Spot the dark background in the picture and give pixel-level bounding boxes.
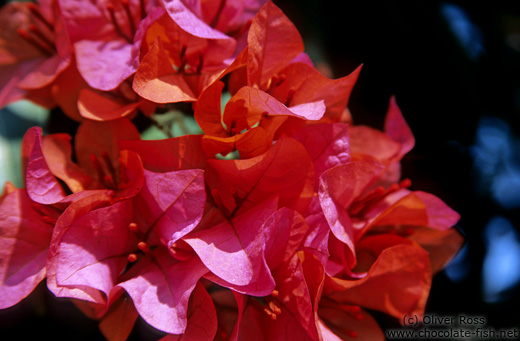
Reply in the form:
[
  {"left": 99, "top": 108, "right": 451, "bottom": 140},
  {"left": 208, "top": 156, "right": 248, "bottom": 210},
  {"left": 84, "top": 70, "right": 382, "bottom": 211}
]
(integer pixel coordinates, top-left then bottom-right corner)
[{"left": 2, "top": 0, "right": 520, "bottom": 339}]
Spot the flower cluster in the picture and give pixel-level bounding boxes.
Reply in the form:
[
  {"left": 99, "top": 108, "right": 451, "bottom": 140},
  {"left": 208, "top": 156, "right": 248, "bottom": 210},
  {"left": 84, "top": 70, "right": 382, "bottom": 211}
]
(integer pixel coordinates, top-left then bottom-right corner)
[{"left": 0, "top": 0, "right": 463, "bottom": 340}]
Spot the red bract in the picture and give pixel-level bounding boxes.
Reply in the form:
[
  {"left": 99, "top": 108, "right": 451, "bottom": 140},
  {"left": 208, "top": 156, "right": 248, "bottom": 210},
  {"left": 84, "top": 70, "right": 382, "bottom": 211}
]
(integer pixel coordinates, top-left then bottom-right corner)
[
  {"left": 0, "top": 0, "right": 71, "bottom": 108},
  {"left": 58, "top": 0, "right": 153, "bottom": 91},
  {"left": 0, "top": 182, "right": 114, "bottom": 309},
  {"left": 23, "top": 118, "right": 144, "bottom": 201},
  {"left": 207, "top": 136, "right": 314, "bottom": 216},
  {"left": 49, "top": 167, "right": 207, "bottom": 336},
  {"left": 243, "top": 1, "right": 360, "bottom": 123},
  {"left": 195, "top": 80, "right": 326, "bottom": 158},
  {"left": 349, "top": 96, "right": 415, "bottom": 185},
  {"left": 132, "top": 0, "right": 263, "bottom": 104},
  {"left": 193, "top": 1, "right": 360, "bottom": 158},
  {"left": 0, "top": 187, "right": 55, "bottom": 308}
]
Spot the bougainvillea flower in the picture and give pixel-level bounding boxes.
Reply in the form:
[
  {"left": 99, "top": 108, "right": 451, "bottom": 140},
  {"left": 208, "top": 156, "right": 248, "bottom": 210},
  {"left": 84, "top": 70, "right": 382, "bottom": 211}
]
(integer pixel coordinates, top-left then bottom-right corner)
[
  {"left": 0, "top": 186, "right": 55, "bottom": 309},
  {"left": 193, "top": 1, "right": 360, "bottom": 157},
  {"left": 161, "top": 0, "right": 266, "bottom": 47},
  {"left": 201, "top": 208, "right": 314, "bottom": 340},
  {"left": 0, "top": 0, "right": 71, "bottom": 108},
  {"left": 132, "top": 5, "right": 237, "bottom": 104},
  {"left": 239, "top": 1, "right": 360, "bottom": 120},
  {"left": 349, "top": 96, "right": 415, "bottom": 184},
  {"left": 228, "top": 251, "right": 322, "bottom": 340},
  {"left": 48, "top": 166, "right": 207, "bottom": 334},
  {"left": 133, "top": 0, "right": 266, "bottom": 104},
  {"left": 207, "top": 136, "right": 314, "bottom": 216},
  {"left": 320, "top": 235, "right": 433, "bottom": 339},
  {"left": 0, "top": 182, "right": 113, "bottom": 309},
  {"left": 58, "top": 0, "right": 156, "bottom": 91},
  {"left": 195, "top": 80, "right": 325, "bottom": 157},
  {"left": 22, "top": 118, "right": 144, "bottom": 202},
  {"left": 318, "top": 160, "right": 461, "bottom": 273}
]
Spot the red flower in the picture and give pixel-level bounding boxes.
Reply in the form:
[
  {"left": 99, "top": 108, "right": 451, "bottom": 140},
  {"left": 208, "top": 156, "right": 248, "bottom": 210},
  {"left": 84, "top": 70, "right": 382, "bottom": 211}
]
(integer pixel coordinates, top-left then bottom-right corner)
[
  {"left": 47, "top": 166, "right": 207, "bottom": 335},
  {"left": 24, "top": 118, "right": 143, "bottom": 200},
  {"left": 132, "top": 0, "right": 264, "bottom": 103},
  {"left": 0, "top": 0, "right": 71, "bottom": 108}
]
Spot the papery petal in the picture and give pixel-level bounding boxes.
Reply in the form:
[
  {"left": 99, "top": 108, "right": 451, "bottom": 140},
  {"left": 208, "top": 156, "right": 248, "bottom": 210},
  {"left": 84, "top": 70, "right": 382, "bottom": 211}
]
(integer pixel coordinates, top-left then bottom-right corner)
[
  {"left": 41, "top": 133, "right": 92, "bottom": 193},
  {"left": 74, "top": 118, "right": 140, "bottom": 174},
  {"left": 201, "top": 126, "right": 270, "bottom": 158},
  {"left": 22, "top": 127, "right": 66, "bottom": 204},
  {"left": 51, "top": 59, "right": 88, "bottom": 121},
  {"left": 209, "top": 137, "right": 314, "bottom": 215},
  {"left": 292, "top": 123, "right": 350, "bottom": 185},
  {"left": 99, "top": 293, "right": 139, "bottom": 341},
  {"left": 318, "top": 162, "right": 384, "bottom": 267},
  {"left": 0, "top": 189, "right": 52, "bottom": 308},
  {"left": 408, "top": 226, "right": 464, "bottom": 274},
  {"left": 135, "top": 169, "right": 205, "bottom": 245},
  {"left": 184, "top": 198, "right": 277, "bottom": 290},
  {"left": 194, "top": 80, "right": 228, "bottom": 136},
  {"left": 75, "top": 39, "right": 135, "bottom": 91},
  {"left": 263, "top": 208, "right": 309, "bottom": 269},
  {"left": 46, "top": 189, "right": 115, "bottom": 304},
  {"left": 368, "top": 190, "right": 461, "bottom": 231},
  {"left": 303, "top": 196, "right": 331, "bottom": 267},
  {"left": 117, "top": 250, "right": 208, "bottom": 334},
  {"left": 272, "top": 63, "right": 362, "bottom": 120},
  {"left": 350, "top": 125, "right": 401, "bottom": 163},
  {"left": 133, "top": 39, "right": 197, "bottom": 103},
  {"left": 56, "top": 200, "right": 135, "bottom": 297},
  {"left": 162, "top": 0, "right": 231, "bottom": 40},
  {"left": 270, "top": 251, "right": 323, "bottom": 340},
  {"left": 247, "top": 1, "right": 303, "bottom": 87},
  {"left": 120, "top": 134, "right": 208, "bottom": 172},
  {"left": 58, "top": 0, "right": 112, "bottom": 42},
  {"left": 325, "top": 240, "right": 432, "bottom": 319},
  {"left": 159, "top": 282, "right": 218, "bottom": 341},
  {"left": 78, "top": 88, "right": 140, "bottom": 121},
  {"left": 0, "top": 61, "right": 42, "bottom": 107},
  {"left": 224, "top": 86, "right": 324, "bottom": 133},
  {"left": 18, "top": 54, "right": 69, "bottom": 90},
  {"left": 384, "top": 96, "right": 415, "bottom": 158}
]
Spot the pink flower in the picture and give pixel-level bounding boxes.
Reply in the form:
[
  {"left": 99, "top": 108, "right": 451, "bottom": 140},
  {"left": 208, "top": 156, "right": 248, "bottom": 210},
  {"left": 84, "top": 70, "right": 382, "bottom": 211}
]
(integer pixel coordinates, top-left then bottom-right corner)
[
  {"left": 48, "top": 166, "right": 207, "bottom": 335},
  {"left": 0, "top": 0, "right": 71, "bottom": 108}
]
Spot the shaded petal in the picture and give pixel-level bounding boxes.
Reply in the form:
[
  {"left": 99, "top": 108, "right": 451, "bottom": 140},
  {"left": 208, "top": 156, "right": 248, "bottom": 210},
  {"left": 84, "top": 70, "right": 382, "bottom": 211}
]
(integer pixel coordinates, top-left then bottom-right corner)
[
  {"left": 133, "top": 39, "right": 197, "bottom": 103},
  {"left": 56, "top": 200, "right": 135, "bottom": 297},
  {"left": 75, "top": 39, "right": 135, "bottom": 91},
  {"left": 136, "top": 169, "right": 206, "bottom": 246},
  {"left": 119, "top": 134, "right": 208, "bottom": 172},
  {"left": 184, "top": 198, "right": 277, "bottom": 290},
  {"left": 117, "top": 250, "right": 208, "bottom": 334},
  {"left": 292, "top": 123, "right": 350, "bottom": 186},
  {"left": 159, "top": 282, "right": 218, "bottom": 341},
  {"left": 78, "top": 88, "right": 140, "bottom": 121},
  {"left": 325, "top": 240, "right": 432, "bottom": 319},
  {"left": 247, "top": 1, "right": 303, "bottom": 87},
  {"left": 22, "top": 127, "right": 66, "bottom": 204},
  {"left": 209, "top": 137, "right": 314, "bottom": 215},
  {"left": 0, "top": 189, "right": 52, "bottom": 308}
]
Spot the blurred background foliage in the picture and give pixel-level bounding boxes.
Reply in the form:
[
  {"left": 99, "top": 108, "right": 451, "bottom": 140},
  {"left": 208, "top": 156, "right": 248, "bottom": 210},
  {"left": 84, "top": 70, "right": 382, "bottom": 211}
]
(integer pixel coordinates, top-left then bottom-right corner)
[{"left": 1, "top": 0, "right": 520, "bottom": 339}]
